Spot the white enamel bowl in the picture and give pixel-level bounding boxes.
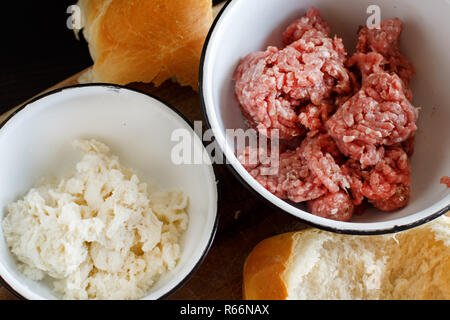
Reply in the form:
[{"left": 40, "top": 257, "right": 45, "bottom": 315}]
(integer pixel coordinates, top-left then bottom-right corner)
[
  {"left": 200, "top": 0, "right": 450, "bottom": 234},
  {"left": 0, "top": 84, "right": 218, "bottom": 299}
]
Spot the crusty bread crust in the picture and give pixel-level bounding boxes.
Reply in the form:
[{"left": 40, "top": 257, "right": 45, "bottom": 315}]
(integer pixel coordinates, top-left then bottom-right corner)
[
  {"left": 77, "top": 0, "right": 213, "bottom": 90},
  {"left": 243, "top": 232, "right": 295, "bottom": 300},
  {"left": 243, "top": 216, "right": 450, "bottom": 300}
]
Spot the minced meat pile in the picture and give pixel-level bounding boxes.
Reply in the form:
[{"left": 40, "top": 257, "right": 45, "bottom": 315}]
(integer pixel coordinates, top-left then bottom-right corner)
[{"left": 234, "top": 8, "right": 418, "bottom": 221}]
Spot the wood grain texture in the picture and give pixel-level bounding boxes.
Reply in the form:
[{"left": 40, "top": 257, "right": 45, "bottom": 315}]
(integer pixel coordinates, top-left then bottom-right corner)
[
  {"left": 0, "top": 71, "right": 309, "bottom": 300},
  {"left": 0, "top": 69, "right": 88, "bottom": 124},
  {"left": 0, "top": 286, "right": 16, "bottom": 300}
]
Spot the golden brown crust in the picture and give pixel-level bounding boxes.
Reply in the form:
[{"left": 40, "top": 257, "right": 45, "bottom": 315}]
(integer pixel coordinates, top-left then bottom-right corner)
[
  {"left": 79, "top": 0, "right": 213, "bottom": 90},
  {"left": 243, "top": 218, "right": 450, "bottom": 300},
  {"left": 80, "top": 0, "right": 107, "bottom": 26},
  {"left": 243, "top": 232, "right": 295, "bottom": 300}
]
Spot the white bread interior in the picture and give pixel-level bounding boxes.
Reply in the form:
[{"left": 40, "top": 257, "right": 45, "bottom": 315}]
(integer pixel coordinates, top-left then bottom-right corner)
[{"left": 245, "top": 215, "right": 450, "bottom": 300}]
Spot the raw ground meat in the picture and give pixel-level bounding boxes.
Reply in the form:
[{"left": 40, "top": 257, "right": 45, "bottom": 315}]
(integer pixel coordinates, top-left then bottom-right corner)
[
  {"left": 282, "top": 7, "right": 330, "bottom": 45},
  {"left": 234, "top": 9, "right": 418, "bottom": 221},
  {"left": 299, "top": 132, "right": 349, "bottom": 193},
  {"left": 362, "top": 146, "right": 411, "bottom": 204},
  {"left": 237, "top": 132, "right": 350, "bottom": 206},
  {"left": 298, "top": 103, "right": 336, "bottom": 131},
  {"left": 343, "top": 147, "right": 411, "bottom": 211},
  {"left": 237, "top": 146, "right": 328, "bottom": 203},
  {"left": 401, "top": 135, "right": 415, "bottom": 157},
  {"left": 356, "top": 18, "right": 415, "bottom": 99},
  {"left": 370, "top": 184, "right": 410, "bottom": 212},
  {"left": 307, "top": 191, "right": 354, "bottom": 221},
  {"left": 233, "top": 7, "right": 352, "bottom": 140},
  {"left": 326, "top": 52, "right": 418, "bottom": 168},
  {"left": 234, "top": 48, "right": 304, "bottom": 139},
  {"left": 341, "top": 158, "right": 365, "bottom": 206},
  {"left": 441, "top": 176, "right": 450, "bottom": 188}
]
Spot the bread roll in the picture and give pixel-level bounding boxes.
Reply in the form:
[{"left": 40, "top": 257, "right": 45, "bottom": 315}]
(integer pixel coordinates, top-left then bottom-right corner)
[
  {"left": 243, "top": 216, "right": 450, "bottom": 300},
  {"left": 77, "top": 0, "right": 213, "bottom": 90}
]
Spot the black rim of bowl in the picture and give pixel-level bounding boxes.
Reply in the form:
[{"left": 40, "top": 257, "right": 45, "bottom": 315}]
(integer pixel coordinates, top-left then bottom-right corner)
[
  {"left": 0, "top": 83, "right": 220, "bottom": 300},
  {"left": 198, "top": 0, "right": 450, "bottom": 236}
]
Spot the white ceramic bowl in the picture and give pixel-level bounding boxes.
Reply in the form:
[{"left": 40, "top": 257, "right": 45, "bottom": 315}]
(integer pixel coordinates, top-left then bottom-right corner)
[
  {"left": 200, "top": 0, "right": 450, "bottom": 234},
  {"left": 0, "top": 84, "right": 218, "bottom": 299}
]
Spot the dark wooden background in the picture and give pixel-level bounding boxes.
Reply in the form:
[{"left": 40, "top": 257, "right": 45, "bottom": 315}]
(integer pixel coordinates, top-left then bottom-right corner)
[
  {"left": 0, "top": 0, "right": 309, "bottom": 300},
  {"left": 0, "top": 0, "right": 225, "bottom": 113},
  {"left": 0, "top": 2, "right": 92, "bottom": 114}
]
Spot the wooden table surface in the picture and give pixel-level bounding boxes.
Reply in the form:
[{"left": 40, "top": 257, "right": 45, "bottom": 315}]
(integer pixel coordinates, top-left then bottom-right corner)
[{"left": 0, "top": 68, "right": 309, "bottom": 300}]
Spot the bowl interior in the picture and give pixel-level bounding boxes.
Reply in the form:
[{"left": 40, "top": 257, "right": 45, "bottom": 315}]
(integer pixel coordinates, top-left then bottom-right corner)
[
  {"left": 0, "top": 85, "right": 218, "bottom": 299},
  {"left": 202, "top": 0, "right": 450, "bottom": 232}
]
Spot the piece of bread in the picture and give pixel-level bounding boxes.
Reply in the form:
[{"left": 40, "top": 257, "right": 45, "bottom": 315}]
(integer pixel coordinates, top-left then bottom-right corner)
[
  {"left": 243, "top": 215, "right": 450, "bottom": 300},
  {"left": 76, "top": 0, "right": 213, "bottom": 91}
]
